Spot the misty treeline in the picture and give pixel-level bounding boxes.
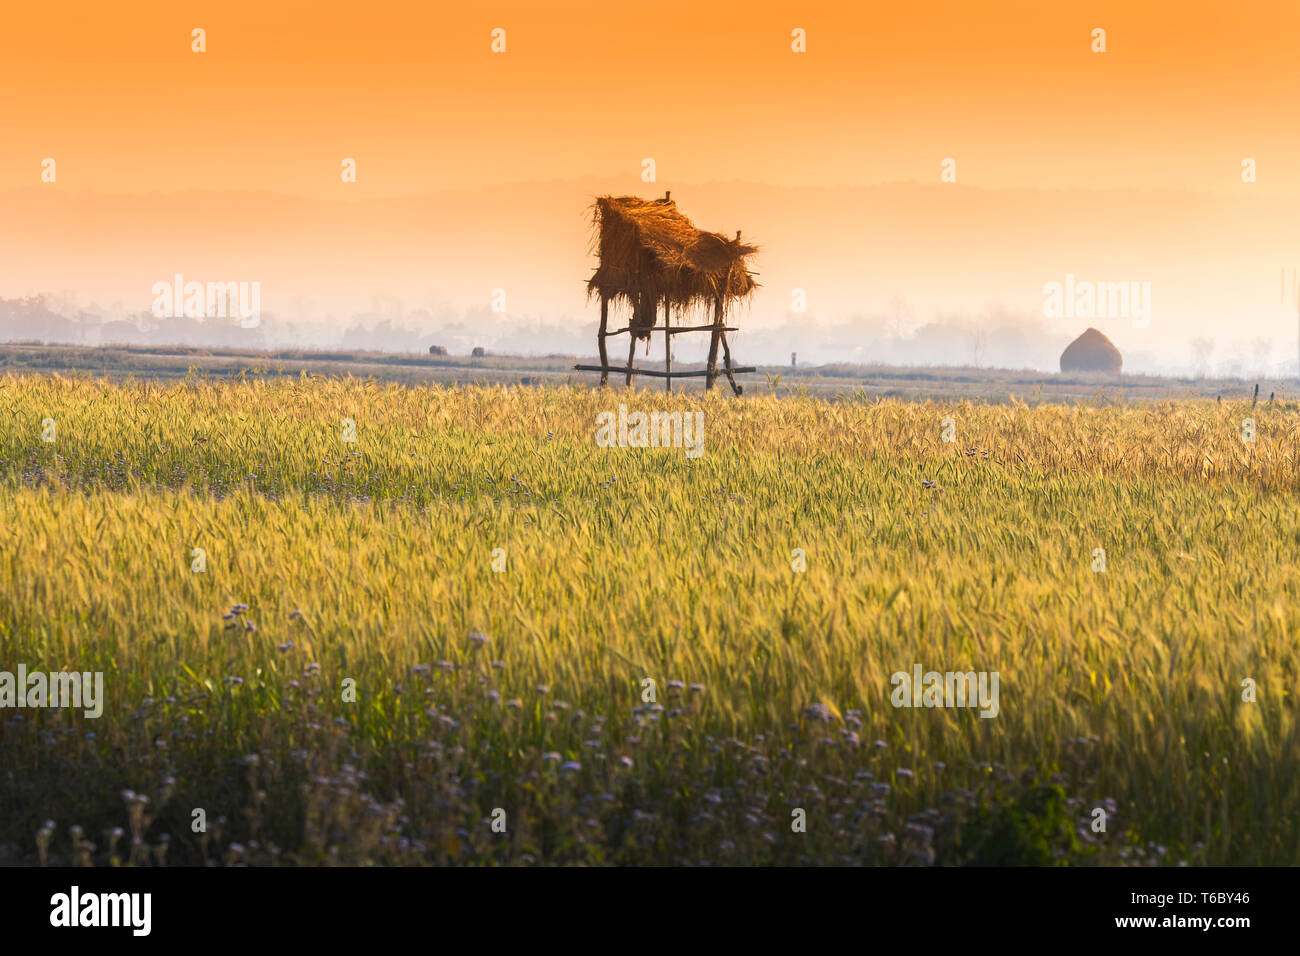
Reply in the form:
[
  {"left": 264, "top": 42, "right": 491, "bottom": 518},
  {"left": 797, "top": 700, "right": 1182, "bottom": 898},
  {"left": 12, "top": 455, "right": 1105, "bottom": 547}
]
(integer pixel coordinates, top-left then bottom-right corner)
[
  {"left": 0, "top": 295, "right": 1284, "bottom": 376},
  {"left": 0, "top": 294, "right": 535, "bottom": 358}
]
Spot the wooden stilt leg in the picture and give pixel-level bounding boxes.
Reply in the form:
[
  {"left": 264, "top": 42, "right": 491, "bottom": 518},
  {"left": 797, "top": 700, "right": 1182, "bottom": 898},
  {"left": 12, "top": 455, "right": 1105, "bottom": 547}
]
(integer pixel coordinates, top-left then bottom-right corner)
[
  {"left": 663, "top": 297, "right": 672, "bottom": 393},
  {"left": 597, "top": 297, "right": 609, "bottom": 386},
  {"left": 627, "top": 293, "right": 641, "bottom": 387},
  {"left": 720, "top": 331, "right": 742, "bottom": 395},
  {"left": 706, "top": 296, "right": 722, "bottom": 391}
]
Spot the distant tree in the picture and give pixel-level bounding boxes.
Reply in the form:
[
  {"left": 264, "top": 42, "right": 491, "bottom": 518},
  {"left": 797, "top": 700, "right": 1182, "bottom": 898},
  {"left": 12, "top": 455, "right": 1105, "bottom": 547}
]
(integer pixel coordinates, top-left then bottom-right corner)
[
  {"left": 1191, "top": 337, "right": 1215, "bottom": 375},
  {"left": 886, "top": 296, "right": 915, "bottom": 340},
  {"left": 971, "top": 327, "right": 989, "bottom": 368},
  {"left": 1252, "top": 337, "right": 1271, "bottom": 374}
]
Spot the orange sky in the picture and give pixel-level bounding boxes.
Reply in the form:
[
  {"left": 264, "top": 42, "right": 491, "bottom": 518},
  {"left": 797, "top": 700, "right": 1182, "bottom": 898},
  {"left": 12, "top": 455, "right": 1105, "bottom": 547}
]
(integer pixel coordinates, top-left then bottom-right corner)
[
  {"left": 3, "top": 1, "right": 1300, "bottom": 367},
  {"left": 4, "top": 1, "right": 1299, "bottom": 196}
]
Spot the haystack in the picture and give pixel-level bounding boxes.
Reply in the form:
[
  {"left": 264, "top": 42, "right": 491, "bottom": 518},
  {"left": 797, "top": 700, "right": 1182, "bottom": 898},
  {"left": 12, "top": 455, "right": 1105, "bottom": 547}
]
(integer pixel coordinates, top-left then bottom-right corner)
[{"left": 1060, "top": 328, "right": 1123, "bottom": 374}]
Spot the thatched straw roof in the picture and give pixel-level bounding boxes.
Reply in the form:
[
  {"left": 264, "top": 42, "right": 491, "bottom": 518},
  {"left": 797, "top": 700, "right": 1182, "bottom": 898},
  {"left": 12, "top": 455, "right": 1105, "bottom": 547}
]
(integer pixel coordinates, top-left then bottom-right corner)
[{"left": 587, "top": 195, "right": 758, "bottom": 336}]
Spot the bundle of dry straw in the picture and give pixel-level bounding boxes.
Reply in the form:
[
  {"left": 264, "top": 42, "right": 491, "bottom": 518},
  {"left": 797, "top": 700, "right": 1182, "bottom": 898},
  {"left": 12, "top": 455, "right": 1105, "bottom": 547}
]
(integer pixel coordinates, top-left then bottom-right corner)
[{"left": 587, "top": 195, "right": 758, "bottom": 338}]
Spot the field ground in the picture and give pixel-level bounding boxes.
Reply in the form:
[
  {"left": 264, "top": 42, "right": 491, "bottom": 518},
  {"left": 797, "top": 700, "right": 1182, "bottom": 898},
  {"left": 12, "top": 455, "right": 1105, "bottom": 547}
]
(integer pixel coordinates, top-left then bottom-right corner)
[
  {"left": 0, "top": 341, "right": 1292, "bottom": 404},
  {"left": 1, "top": 370, "right": 1298, "bottom": 865}
]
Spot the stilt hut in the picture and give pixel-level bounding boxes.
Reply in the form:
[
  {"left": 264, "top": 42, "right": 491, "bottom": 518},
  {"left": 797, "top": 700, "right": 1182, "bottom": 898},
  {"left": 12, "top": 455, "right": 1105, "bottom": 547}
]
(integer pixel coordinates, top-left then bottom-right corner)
[{"left": 575, "top": 193, "right": 758, "bottom": 394}]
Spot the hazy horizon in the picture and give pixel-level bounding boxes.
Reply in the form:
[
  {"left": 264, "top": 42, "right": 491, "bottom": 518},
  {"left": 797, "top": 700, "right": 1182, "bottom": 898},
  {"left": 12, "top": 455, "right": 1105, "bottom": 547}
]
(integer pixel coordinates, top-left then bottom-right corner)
[
  {"left": 4, "top": 178, "right": 1299, "bottom": 376},
  {"left": 5, "top": 1, "right": 1299, "bottom": 374}
]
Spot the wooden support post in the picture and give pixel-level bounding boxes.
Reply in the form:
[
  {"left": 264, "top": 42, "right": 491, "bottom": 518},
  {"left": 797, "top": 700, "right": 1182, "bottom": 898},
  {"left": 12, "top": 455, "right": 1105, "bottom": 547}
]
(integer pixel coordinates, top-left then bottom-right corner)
[
  {"left": 720, "top": 330, "right": 742, "bottom": 396},
  {"left": 625, "top": 324, "right": 637, "bottom": 387},
  {"left": 597, "top": 296, "right": 610, "bottom": 386},
  {"left": 706, "top": 296, "right": 722, "bottom": 391},
  {"left": 627, "top": 293, "right": 651, "bottom": 387},
  {"left": 663, "top": 296, "right": 672, "bottom": 393}
]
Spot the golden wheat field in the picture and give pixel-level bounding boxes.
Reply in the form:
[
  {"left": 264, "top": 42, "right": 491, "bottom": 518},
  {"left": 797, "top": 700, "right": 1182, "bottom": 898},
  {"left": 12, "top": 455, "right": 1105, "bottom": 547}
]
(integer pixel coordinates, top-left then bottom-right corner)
[{"left": 0, "top": 374, "right": 1297, "bottom": 865}]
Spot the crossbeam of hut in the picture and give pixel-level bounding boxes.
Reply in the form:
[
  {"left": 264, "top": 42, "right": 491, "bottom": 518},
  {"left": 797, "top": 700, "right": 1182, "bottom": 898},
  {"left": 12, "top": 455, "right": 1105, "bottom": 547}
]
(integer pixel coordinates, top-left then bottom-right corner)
[
  {"left": 601, "top": 324, "right": 740, "bottom": 337},
  {"left": 574, "top": 365, "right": 756, "bottom": 379}
]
